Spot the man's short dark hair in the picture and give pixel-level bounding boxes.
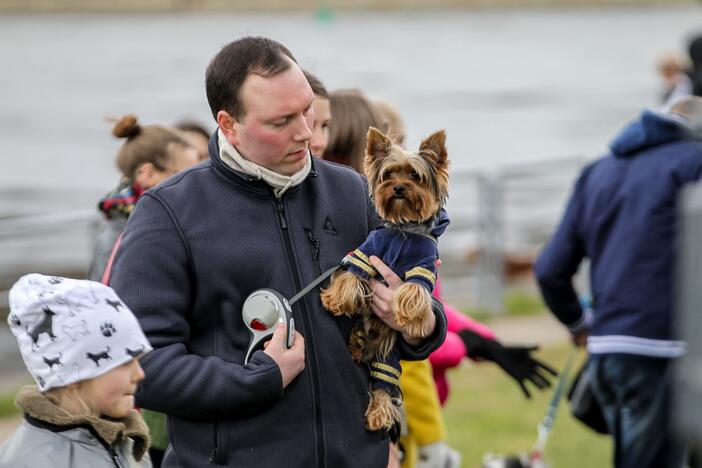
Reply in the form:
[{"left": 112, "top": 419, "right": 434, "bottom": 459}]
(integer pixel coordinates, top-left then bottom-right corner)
[{"left": 205, "top": 36, "right": 296, "bottom": 121}]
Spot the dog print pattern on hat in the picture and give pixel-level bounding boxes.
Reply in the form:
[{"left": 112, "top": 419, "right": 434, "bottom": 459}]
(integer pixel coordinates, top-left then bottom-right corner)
[{"left": 8, "top": 274, "right": 152, "bottom": 392}]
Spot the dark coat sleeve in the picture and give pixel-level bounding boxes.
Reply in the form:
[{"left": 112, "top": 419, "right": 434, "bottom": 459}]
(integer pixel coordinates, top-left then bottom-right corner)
[
  {"left": 533, "top": 170, "right": 588, "bottom": 332},
  {"left": 108, "top": 193, "right": 283, "bottom": 420},
  {"left": 396, "top": 297, "right": 447, "bottom": 360}
]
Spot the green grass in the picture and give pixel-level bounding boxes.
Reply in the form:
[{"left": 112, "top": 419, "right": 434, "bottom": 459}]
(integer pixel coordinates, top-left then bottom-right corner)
[
  {"left": 443, "top": 342, "right": 612, "bottom": 467},
  {"left": 0, "top": 392, "right": 19, "bottom": 419},
  {"left": 504, "top": 292, "right": 546, "bottom": 317},
  {"left": 461, "top": 291, "right": 547, "bottom": 323}
]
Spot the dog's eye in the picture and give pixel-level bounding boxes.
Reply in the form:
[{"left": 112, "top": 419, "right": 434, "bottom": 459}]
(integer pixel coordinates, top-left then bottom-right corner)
[
  {"left": 381, "top": 171, "right": 391, "bottom": 181},
  {"left": 409, "top": 170, "right": 419, "bottom": 180}
]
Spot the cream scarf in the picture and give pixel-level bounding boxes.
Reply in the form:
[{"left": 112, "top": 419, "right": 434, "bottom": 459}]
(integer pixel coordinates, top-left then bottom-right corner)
[{"left": 218, "top": 129, "right": 310, "bottom": 198}]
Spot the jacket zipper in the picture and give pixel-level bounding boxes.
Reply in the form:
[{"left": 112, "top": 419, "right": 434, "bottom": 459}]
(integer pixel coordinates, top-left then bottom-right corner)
[
  {"left": 108, "top": 446, "right": 122, "bottom": 468},
  {"left": 209, "top": 422, "right": 221, "bottom": 464},
  {"left": 305, "top": 229, "right": 322, "bottom": 277},
  {"left": 275, "top": 197, "right": 327, "bottom": 467}
]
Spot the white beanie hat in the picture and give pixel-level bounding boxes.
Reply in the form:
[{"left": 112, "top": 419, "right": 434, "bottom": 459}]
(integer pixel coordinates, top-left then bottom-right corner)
[{"left": 8, "top": 274, "right": 152, "bottom": 392}]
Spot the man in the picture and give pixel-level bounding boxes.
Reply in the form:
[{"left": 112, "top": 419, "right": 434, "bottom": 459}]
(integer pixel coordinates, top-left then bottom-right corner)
[
  {"left": 108, "top": 36, "right": 446, "bottom": 468},
  {"left": 535, "top": 97, "right": 702, "bottom": 468}
]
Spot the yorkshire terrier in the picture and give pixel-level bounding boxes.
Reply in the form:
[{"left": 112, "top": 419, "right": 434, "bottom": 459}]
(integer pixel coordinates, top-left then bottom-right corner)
[{"left": 321, "top": 127, "right": 450, "bottom": 431}]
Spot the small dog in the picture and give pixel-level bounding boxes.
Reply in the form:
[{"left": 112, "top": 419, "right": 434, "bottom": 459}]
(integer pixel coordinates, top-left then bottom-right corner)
[
  {"left": 27, "top": 306, "right": 57, "bottom": 350},
  {"left": 62, "top": 320, "right": 89, "bottom": 341},
  {"left": 321, "top": 127, "right": 450, "bottom": 431},
  {"left": 86, "top": 347, "right": 112, "bottom": 367}
]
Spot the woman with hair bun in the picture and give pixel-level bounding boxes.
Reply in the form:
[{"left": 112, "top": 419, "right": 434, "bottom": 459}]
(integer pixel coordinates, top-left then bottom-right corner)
[{"left": 88, "top": 115, "right": 199, "bottom": 282}]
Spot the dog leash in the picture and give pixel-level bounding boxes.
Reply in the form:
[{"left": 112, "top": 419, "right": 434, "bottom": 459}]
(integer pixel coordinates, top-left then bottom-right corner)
[
  {"left": 529, "top": 347, "right": 577, "bottom": 463},
  {"left": 288, "top": 264, "right": 341, "bottom": 306}
]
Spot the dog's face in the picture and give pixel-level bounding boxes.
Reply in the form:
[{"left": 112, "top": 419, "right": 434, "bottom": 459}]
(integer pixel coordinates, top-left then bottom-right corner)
[{"left": 364, "top": 127, "right": 449, "bottom": 224}]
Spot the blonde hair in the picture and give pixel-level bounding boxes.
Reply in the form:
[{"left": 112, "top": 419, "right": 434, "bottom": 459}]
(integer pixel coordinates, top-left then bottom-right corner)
[
  {"left": 112, "top": 114, "right": 192, "bottom": 179},
  {"left": 374, "top": 99, "right": 406, "bottom": 147},
  {"left": 323, "top": 89, "right": 385, "bottom": 174},
  {"left": 45, "top": 384, "right": 97, "bottom": 418}
]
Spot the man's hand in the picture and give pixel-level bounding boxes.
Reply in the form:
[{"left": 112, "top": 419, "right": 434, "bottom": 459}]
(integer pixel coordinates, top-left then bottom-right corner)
[
  {"left": 263, "top": 321, "right": 305, "bottom": 388},
  {"left": 458, "top": 329, "right": 558, "bottom": 399},
  {"left": 368, "top": 256, "right": 436, "bottom": 344}
]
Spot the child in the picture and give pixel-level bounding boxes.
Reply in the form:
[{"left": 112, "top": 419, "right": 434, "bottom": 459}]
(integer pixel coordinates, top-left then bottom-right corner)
[{"left": 0, "top": 274, "right": 153, "bottom": 467}]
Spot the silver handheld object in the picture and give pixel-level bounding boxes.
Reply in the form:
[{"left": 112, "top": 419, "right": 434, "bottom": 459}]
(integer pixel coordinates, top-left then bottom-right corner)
[
  {"left": 241, "top": 265, "right": 340, "bottom": 364},
  {"left": 242, "top": 289, "right": 295, "bottom": 364}
]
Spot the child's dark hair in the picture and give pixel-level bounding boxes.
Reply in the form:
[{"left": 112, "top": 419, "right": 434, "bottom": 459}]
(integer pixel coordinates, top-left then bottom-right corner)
[{"left": 112, "top": 114, "right": 191, "bottom": 178}]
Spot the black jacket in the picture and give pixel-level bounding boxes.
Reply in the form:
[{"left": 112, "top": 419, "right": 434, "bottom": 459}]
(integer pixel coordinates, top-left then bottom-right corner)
[{"left": 109, "top": 139, "right": 446, "bottom": 468}]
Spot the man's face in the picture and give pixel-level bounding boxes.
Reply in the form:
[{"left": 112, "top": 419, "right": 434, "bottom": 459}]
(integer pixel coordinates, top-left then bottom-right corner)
[{"left": 228, "top": 62, "right": 315, "bottom": 176}]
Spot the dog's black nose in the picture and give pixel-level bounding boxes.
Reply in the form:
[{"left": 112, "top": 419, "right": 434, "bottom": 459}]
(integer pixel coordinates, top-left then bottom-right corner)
[{"left": 393, "top": 185, "right": 405, "bottom": 196}]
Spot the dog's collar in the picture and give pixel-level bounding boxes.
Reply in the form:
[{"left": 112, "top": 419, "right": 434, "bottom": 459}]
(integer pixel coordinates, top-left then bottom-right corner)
[{"left": 382, "top": 213, "right": 440, "bottom": 242}]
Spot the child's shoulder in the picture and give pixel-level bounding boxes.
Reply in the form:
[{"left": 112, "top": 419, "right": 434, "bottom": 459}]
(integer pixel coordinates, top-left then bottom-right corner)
[{"left": 0, "top": 420, "right": 69, "bottom": 466}]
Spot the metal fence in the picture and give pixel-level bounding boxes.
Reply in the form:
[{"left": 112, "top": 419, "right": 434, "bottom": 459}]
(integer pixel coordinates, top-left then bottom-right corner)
[{"left": 0, "top": 156, "right": 587, "bottom": 312}]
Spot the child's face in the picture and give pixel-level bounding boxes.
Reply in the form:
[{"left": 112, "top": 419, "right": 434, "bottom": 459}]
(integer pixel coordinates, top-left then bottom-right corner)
[{"left": 79, "top": 358, "right": 145, "bottom": 418}]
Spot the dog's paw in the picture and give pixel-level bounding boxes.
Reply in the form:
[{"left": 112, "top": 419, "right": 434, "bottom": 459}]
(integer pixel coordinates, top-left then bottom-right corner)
[
  {"left": 320, "top": 271, "right": 370, "bottom": 317},
  {"left": 391, "top": 282, "right": 432, "bottom": 335},
  {"left": 365, "top": 389, "right": 401, "bottom": 431}
]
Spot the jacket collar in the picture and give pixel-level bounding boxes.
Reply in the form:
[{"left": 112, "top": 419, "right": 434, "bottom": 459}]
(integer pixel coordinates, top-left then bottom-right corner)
[
  {"left": 16, "top": 385, "right": 149, "bottom": 461},
  {"left": 206, "top": 130, "right": 318, "bottom": 195}
]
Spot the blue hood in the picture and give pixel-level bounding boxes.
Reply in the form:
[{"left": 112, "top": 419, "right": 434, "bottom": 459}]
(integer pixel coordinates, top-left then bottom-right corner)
[
  {"left": 430, "top": 208, "right": 451, "bottom": 237},
  {"left": 609, "top": 109, "right": 695, "bottom": 157}
]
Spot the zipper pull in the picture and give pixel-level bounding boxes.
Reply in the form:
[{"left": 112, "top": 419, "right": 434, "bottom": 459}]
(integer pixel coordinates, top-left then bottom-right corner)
[
  {"left": 306, "top": 230, "right": 320, "bottom": 259},
  {"left": 276, "top": 199, "right": 288, "bottom": 230}
]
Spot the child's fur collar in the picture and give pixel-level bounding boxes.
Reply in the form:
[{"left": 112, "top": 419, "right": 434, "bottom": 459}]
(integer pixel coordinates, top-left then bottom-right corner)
[{"left": 15, "top": 385, "right": 150, "bottom": 461}]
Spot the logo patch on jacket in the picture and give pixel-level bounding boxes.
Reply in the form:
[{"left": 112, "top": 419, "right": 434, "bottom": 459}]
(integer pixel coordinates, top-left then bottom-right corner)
[{"left": 323, "top": 217, "right": 337, "bottom": 236}]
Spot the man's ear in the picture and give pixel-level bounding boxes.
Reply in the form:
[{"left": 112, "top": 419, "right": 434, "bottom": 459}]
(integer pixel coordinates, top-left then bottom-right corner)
[
  {"left": 419, "top": 129, "right": 447, "bottom": 166},
  {"left": 217, "top": 110, "right": 240, "bottom": 146}
]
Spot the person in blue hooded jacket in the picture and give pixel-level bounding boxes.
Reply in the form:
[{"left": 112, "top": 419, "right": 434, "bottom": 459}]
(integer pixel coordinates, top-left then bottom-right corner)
[{"left": 534, "top": 96, "right": 702, "bottom": 468}]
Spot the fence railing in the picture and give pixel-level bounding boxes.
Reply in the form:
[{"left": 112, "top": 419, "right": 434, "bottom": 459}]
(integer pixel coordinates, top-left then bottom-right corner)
[{"left": 0, "top": 156, "right": 587, "bottom": 312}]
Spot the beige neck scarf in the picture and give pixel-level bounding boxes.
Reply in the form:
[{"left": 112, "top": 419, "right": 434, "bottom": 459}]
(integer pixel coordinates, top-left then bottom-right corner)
[{"left": 218, "top": 129, "right": 310, "bottom": 198}]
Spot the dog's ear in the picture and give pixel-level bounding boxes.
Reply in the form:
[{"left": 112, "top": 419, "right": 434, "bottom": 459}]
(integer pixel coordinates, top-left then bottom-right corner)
[
  {"left": 366, "top": 127, "right": 392, "bottom": 161},
  {"left": 364, "top": 127, "right": 393, "bottom": 184},
  {"left": 420, "top": 130, "right": 450, "bottom": 206},
  {"left": 419, "top": 130, "right": 447, "bottom": 167}
]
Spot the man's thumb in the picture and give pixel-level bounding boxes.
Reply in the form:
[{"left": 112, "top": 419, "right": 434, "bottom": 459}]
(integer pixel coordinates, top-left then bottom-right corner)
[{"left": 270, "top": 319, "right": 286, "bottom": 344}]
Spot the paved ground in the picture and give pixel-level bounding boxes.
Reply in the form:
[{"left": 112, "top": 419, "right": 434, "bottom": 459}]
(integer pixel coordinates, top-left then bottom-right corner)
[{"left": 0, "top": 417, "right": 20, "bottom": 444}]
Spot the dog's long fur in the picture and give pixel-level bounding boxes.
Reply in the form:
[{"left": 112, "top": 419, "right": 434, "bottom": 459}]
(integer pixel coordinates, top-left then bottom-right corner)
[{"left": 321, "top": 127, "right": 449, "bottom": 431}]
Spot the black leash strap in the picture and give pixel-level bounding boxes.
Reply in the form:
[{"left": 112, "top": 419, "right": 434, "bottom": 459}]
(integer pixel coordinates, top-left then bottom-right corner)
[{"left": 288, "top": 264, "right": 341, "bottom": 306}]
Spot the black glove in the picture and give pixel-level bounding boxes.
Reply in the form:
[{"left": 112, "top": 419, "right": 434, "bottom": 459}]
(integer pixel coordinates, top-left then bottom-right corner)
[{"left": 458, "top": 329, "right": 558, "bottom": 399}]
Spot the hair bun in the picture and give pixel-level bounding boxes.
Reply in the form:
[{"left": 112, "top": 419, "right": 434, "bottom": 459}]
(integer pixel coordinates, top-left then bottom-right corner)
[{"left": 112, "top": 114, "right": 140, "bottom": 138}]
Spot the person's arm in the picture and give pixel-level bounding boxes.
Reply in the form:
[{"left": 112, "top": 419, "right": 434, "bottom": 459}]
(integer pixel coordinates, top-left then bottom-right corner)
[
  {"left": 533, "top": 171, "right": 590, "bottom": 335},
  {"left": 109, "top": 194, "right": 285, "bottom": 420}
]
